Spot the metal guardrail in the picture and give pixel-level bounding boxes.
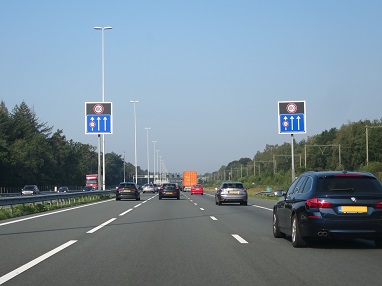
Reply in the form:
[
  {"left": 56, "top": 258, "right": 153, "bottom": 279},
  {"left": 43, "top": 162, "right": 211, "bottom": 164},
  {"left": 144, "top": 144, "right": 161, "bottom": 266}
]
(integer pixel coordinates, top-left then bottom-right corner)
[{"left": 0, "top": 190, "right": 115, "bottom": 207}]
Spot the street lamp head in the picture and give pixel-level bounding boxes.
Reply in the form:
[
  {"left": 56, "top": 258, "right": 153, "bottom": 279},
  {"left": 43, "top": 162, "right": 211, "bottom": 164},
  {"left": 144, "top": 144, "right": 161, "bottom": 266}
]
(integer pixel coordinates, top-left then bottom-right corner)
[
  {"left": 130, "top": 100, "right": 139, "bottom": 103},
  {"left": 94, "top": 26, "right": 113, "bottom": 30}
]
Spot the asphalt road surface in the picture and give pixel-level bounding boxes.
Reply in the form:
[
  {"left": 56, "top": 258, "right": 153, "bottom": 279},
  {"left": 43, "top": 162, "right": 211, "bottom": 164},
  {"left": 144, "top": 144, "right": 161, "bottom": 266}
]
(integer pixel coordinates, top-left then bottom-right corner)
[{"left": 1, "top": 191, "right": 381, "bottom": 286}]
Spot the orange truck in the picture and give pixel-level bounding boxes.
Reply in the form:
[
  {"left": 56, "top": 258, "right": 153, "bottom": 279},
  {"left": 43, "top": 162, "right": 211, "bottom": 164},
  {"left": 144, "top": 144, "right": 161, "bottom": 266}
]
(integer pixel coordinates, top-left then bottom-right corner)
[{"left": 182, "top": 171, "right": 197, "bottom": 192}]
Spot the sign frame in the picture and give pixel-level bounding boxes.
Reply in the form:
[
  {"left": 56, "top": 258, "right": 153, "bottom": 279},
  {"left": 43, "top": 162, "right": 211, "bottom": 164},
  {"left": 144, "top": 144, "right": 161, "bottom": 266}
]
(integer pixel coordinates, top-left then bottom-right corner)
[
  {"left": 278, "top": 100, "right": 306, "bottom": 135},
  {"left": 85, "top": 102, "right": 113, "bottom": 134}
]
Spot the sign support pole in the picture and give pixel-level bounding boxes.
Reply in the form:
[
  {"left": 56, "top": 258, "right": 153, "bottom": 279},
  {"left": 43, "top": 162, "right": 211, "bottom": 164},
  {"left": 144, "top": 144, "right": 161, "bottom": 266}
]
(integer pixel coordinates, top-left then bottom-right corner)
[
  {"left": 291, "top": 134, "right": 295, "bottom": 182},
  {"left": 98, "top": 134, "right": 102, "bottom": 191}
]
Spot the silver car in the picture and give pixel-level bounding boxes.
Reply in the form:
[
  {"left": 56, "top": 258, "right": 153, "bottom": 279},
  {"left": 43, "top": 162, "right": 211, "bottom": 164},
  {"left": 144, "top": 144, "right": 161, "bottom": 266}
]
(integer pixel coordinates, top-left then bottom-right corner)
[
  {"left": 142, "top": 183, "right": 155, "bottom": 193},
  {"left": 21, "top": 185, "right": 40, "bottom": 195},
  {"left": 215, "top": 182, "right": 248, "bottom": 206}
]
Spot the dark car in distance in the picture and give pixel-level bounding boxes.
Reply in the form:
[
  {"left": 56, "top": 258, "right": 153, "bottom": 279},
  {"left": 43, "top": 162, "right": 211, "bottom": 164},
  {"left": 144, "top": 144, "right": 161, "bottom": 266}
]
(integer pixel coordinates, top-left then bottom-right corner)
[
  {"left": 58, "top": 186, "right": 69, "bottom": 193},
  {"left": 159, "top": 183, "right": 180, "bottom": 200},
  {"left": 83, "top": 186, "right": 94, "bottom": 192},
  {"left": 273, "top": 171, "right": 382, "bottom": 248},
  {"left": 116, "top": 182, "right": 140, "bottom": 201}
]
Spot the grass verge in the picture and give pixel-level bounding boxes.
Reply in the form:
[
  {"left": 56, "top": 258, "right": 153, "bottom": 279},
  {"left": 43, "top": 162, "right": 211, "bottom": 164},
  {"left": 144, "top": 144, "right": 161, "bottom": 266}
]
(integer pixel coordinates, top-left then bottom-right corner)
[{"left": 0, "top": 194, "right": 114, "bottom": 221}]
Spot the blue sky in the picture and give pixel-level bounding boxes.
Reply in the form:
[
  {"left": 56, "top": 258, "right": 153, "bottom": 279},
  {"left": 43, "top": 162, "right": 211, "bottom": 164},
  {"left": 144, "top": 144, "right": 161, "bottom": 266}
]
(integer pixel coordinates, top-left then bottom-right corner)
[{"left": 1, "top": 0, "right": 382, "bottom": 174}]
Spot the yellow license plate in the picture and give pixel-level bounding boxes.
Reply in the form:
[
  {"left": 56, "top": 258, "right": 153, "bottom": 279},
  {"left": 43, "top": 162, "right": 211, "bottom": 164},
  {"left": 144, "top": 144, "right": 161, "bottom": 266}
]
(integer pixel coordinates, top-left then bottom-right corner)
[
  {"left": 340, "top": 206, "right": 367, "bottom": 213},
  {"left": 230, "top": 191, "right": 239, "bottom": 194},
  {"left": 166, "top": 192, "right": 173, "bottom": 194},
  {"left": 124, "top": 190, "right": 131, "bottom": 193}
]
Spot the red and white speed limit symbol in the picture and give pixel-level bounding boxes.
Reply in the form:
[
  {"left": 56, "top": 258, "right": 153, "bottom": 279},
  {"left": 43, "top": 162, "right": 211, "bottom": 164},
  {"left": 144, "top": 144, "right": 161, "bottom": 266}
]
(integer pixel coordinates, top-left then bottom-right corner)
[
  {"left": 286, "top": 103, "right": 297, "bottom": 113},
  {"left": 282, "top": 121, "right": 289, "bottom": 128},
  {"left": 93, "top": 104, "right": 104, "bottom": 114},
  {"left": 89, "top": 121, "right": 96, "bottom": 128}
]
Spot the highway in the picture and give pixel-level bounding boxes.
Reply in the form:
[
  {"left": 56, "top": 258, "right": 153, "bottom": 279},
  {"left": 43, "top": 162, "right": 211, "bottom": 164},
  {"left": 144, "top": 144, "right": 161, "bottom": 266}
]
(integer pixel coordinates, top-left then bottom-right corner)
[{"left": 1, "top": 192, "right": 382, "bottom": 286}]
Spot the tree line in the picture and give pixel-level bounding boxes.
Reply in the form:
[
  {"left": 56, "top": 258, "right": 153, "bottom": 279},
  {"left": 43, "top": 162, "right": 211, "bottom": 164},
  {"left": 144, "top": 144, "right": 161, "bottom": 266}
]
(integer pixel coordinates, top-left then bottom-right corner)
[
  {"left": 0, "top": 101, "right": 144, "bottom": 189},
  {"left": 207, "top": 118, "right": 382, "bottom": 190}
]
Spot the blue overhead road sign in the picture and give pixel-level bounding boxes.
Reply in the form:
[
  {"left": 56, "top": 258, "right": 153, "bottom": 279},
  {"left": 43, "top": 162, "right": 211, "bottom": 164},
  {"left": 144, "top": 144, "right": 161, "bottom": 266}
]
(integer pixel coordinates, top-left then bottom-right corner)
[
  {"left": 85, "top": 102, "right": 113, "bottom": 134},
  {"left": 278, "top": 101, "right": 306, "bottom": 134}
]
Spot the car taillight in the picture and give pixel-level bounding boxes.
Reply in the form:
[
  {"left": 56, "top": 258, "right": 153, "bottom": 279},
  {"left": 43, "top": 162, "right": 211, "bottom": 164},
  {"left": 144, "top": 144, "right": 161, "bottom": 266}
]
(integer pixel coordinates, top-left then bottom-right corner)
[
  {"left": 375, "top": 202, "right": 382, "bottom": 209},
  {"left": 306, "top": 198, "right": 332, "bottom": 209},
  {"left": 117, "top": 188, "right": 122, "bottom": 192}
]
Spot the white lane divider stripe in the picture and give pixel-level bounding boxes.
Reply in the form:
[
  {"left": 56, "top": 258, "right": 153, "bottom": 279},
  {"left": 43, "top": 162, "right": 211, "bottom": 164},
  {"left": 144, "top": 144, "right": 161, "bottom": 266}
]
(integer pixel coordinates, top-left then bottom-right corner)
[
  {"left": 0, "top": 240, "right": 77, "bottom": 285},
  {"left": 87, "top": 218, "right": 116, "bottom": 234},
  {"left": 134, "top": 203, "right": 142, "bottom": 208},
  {"left": 232, "top": 234, "right": 248, "bottom": 244},
  {"left": 119, "top": 209, "right": 133, "bottom": 216},
  {"left": 200, "top": 208, "right": 205, "bottom": 211},
  {"left": 210, "top": 216, "right": 218, "bottom": 221},
  {"left": 0, "top": 199, "right": 113, "bottom": 227}
]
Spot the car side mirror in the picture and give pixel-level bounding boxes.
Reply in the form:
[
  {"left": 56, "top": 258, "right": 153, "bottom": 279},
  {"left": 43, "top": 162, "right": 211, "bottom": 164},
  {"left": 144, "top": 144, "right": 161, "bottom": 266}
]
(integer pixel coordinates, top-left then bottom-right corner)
[{"left": 274, "top": 190, "right": 284, "bottom": 197}]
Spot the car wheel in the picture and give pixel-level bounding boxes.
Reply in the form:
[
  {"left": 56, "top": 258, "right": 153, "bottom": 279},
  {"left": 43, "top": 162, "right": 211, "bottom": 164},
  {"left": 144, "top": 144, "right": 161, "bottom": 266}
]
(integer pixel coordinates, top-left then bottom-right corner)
[
  {"left": 218, "top": 200, "right": 222, "bottom": 206},
  {"left": 159, "top": 196, "right": 162, "bottom": 200},
  {"left": 116, "top": 198, "right": 121, "bottom": 201},
  {"left": 136, "top": 197, "right": 140, "bottom": 201},
  {"left": 242, "top": 201, "right": 247, "bottom": 206},
  {"left": 177, "top": 196, "right": 180, "bottom": 200},
  {"left": 273, "top": 212, "right": 286, "bottom": 238},
  {"left": 291, "top": 215, "right": 306, "bottom": 248}
]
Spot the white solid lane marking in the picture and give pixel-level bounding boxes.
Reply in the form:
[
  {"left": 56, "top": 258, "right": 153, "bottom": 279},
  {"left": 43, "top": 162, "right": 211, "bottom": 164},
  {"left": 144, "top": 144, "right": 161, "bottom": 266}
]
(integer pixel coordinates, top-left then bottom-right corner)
[
  {"left": 232, "top": 234, "right": 248, "bottom": 244},
  {"left": 134, "top": 203, "right": 142, "bottom": 208},
  {"left": 87, "top": 218, "right": 116, "bottom": 234},
  {"left": 0, "top": 240, "right": 77, "bottom": 285},
  {"left": 119, "top": 209, "right": 133, "bottom": 216}
]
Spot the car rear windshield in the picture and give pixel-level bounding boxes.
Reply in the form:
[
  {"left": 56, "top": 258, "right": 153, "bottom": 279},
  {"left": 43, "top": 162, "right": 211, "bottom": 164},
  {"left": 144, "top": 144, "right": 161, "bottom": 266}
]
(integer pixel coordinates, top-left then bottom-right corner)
[
  {"left": 317, "top": 176, "right": 382, "bottom": 194},
  {"left": 24, "top": 186, "right": 36, "bottom": 190},
  {"left": 222, "top": 183, "right": 244, "bottom": 189},
  {"left": 163, "top": 184, "right": 176, "bottom": 188},
  {"left": 119, "top": 183, "right": 136, "bottom": 188}
]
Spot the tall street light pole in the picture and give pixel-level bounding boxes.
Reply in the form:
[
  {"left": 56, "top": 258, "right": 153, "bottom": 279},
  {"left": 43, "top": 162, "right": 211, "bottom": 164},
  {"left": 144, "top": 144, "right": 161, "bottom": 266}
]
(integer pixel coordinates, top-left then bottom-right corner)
[
  {"left": 94, "top": 26, "right": 112, "bottom": 190},
  {"left": 152, "top": 141, "right": 157, "bottom": 184},
  {"left": 156, "top": 150, "right": 160, "bottom": 184},
  {"left": 123, "top": 152, "right": 126, "bottom": 182},
  {"left": 145, "top": 127, "right": 151, "bottom": 184},
  {"left": 130, "top": 100, "right": 139, "bottom": 184}
]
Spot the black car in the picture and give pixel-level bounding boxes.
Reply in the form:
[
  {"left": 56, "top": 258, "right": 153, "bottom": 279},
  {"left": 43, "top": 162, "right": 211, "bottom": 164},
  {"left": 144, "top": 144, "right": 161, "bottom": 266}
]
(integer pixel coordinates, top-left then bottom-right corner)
[
  {"left": 83, "top": 186, "right": 94, "bottom": 192},
  {"left": 159, "top": 183, "right": 180, "bottom": 200},
  {"left": 116, "top": 182, "right": 140, "bottom": 201},
  {"left": 273, "top": 171, "right": 382, "bottom": 248},
  {"left": 58, "top": 186, "right": 69, "bottom": 193}
]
